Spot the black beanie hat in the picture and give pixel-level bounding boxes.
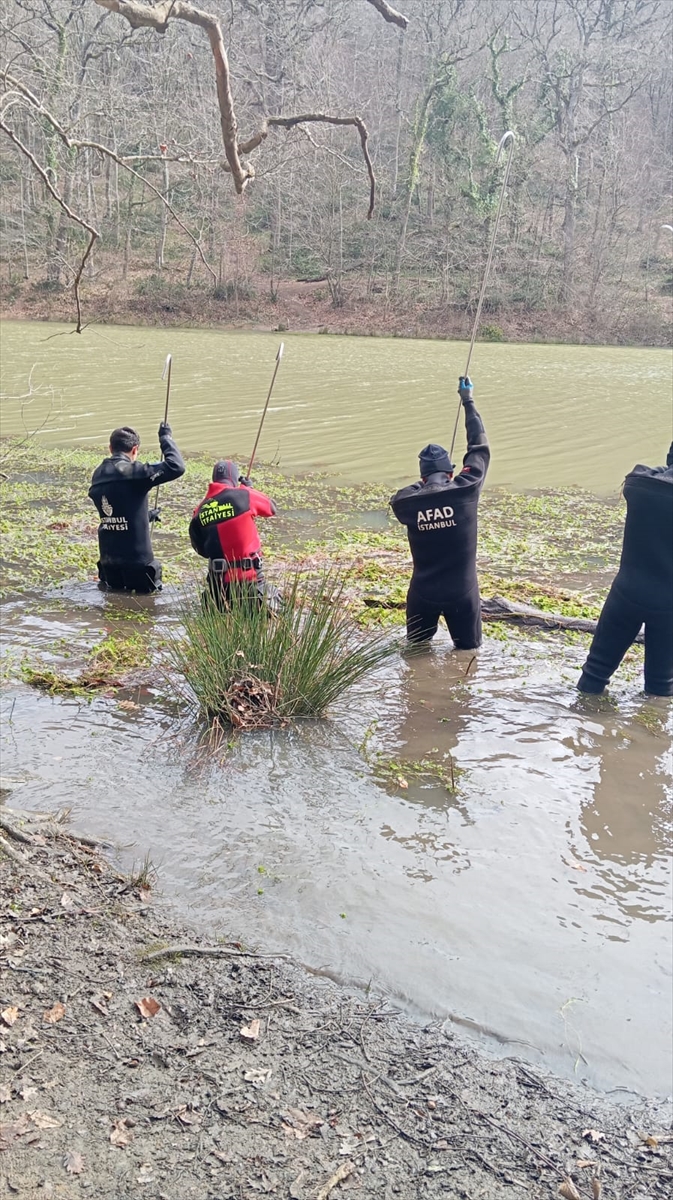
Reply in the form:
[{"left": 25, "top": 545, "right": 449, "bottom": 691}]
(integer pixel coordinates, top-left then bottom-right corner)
[
  {"left": 212, "top": 459, "right": 239, "bottom": 484},
  {"left": 419, "top": 443, "right": 453, "bottom": 477}
]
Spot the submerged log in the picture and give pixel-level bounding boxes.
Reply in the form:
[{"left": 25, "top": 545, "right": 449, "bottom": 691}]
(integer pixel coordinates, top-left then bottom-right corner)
[{"left": 363, "top": 593, "right": 645, "bottom": 644}]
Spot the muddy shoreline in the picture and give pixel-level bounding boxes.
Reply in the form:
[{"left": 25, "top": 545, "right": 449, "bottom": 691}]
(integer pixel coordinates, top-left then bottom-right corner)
[
  {"left": 2, "top": 272, "right": 672, "bottom": 348},
  {"left": 1, "top": 808, "right": 671, "bottom": 1200}
]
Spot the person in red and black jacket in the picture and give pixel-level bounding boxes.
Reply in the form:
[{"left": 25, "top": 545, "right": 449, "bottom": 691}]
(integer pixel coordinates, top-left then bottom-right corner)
[
  {"left": 390, "top": 376, "right": 490, "bottom": 649},
  {"left": 189, "top": 459, "right": 277, "bottom": 607}
]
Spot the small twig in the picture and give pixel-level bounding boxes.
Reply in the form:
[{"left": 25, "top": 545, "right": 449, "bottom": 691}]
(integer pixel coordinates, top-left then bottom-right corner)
[
  {"left": 361, "top": 1071, "right": 429, "bottom": 1147},
  {"left": 13, "top": 1048, "right": 44, "bottom": 1076},
  {"left": 316, "top": 1160, "right": 355, "bottom": 1200}
]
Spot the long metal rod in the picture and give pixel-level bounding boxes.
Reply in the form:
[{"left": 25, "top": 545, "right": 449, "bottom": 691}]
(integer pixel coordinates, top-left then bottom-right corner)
[
  {"left": 247, "top": 341, "right": 285, "bottom": 478},
  {"left": 152, "top": 353, "right": 172, "bottom": 511},
  {"left": 449, "top": 131, "right": 515, "bottom": 461}
]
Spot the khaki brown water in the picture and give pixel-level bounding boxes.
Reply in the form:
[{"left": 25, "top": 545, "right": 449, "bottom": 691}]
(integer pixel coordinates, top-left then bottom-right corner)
[
  {"left": 1, "top": 320, "right": 671, "bottom": 490},
  {"left": 1, "top": 587, "right": 671, "bottom": 1096}
]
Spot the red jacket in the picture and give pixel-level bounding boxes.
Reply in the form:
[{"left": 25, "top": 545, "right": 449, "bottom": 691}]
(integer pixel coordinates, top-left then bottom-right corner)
[{"left": 189, "top": 481, "right": 276, "bottom": 580}]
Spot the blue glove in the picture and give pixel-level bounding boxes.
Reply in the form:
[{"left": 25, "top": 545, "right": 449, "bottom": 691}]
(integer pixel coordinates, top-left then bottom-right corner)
[
  {"left": 458, "top": 376, "right": 474, "bottom": 405},
  {"left": 239, "top": 475, "right": 252, "bottom": 487},
  {"left": 158, "top": 421, "right": 172, "bottom": 438}
]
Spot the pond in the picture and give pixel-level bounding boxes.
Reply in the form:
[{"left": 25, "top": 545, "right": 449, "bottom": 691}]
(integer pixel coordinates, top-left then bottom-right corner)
[
  {"left": 1, "top": 320, "right": 671, "bottom": 490},
  {"left": 1, "top": 320, "right": 671, "bottom": 1100}
]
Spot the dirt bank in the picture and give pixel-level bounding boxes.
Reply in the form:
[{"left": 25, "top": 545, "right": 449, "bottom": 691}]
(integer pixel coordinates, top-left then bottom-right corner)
[
  {"left": 1, "top": 807, "right": 671, "bottom": 1200},
  {"left": 2, "top": 272, "right": 671, "bottom": 348}
]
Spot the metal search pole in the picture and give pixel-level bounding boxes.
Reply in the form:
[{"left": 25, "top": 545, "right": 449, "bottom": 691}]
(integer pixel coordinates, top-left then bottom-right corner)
[
  {"left": 247, "top": 341, "right": 285, "bottom": 479},
  {"left": 449, "top": 131, "right": 516, "bottom": 461},
  {"left": 152, "top": 353, "right": 172, "bottom": 513}
]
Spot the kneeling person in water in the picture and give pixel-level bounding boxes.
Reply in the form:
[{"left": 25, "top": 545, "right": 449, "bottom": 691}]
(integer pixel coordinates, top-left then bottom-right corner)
[
  {"left": 189, "top": 459, "right": 277, "bottom": 608},
  {"left": 390, "top": 376, "right": 490, "bottom": 648},
  {"left": 89, "top": 423, "right": 185, "bottom": 593},
  {"left": 577, "top": 443, "right": 673, "bottom": 697}
]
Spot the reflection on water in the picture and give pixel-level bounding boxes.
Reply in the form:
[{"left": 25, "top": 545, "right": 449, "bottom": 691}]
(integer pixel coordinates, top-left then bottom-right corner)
[
  {"left": 0, "top": 320, "right": 671, "bottom": 491},
  {"left": 0, "top": 592, "right": 671, "bottom": 1096}
]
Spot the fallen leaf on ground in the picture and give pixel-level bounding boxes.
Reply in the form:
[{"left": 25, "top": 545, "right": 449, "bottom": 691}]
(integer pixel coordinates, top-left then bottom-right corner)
[
  {"left": 592, "top": 1180, "right": 602, "bottom": 1200},
  {"left": 0, "top": 1083, "right": 11, "bottom": 1103},
  {"left": 118, "top": 700, "right": 141, "bottom": 711},
  {"left": 136, "top": 1164, "right": 155, "bottom": 1183},
  {"left": 60, "top": 893, "right": 76, "bottom": 910},
  {"left": 577, "top": 1159, "right": 597, "bottom": 1168},
  {"left": 135, "top": 996, "right": 161, "bottom": 1019},
  {"left": 1, "top": 1006, "right": 20, "bottom": 1027},
  {"left": 0, "top": 1113, "right": 32, "bottom": 1151},
  {"left": 316, "top": 1160, "right": 355, "bottom": 1200},
  {"left": 110, "top": 1117, "right": 133, "bottom": 1147},
  {"left": 43, "top": 1002, "right": 66, "bottom": 1024},
  {"left": 210, "top": 1149, "right": 231, "bottom": 1164},
  {"left": 27, "top": 1109, "right": 61, "bottom": 1129},
  {"left": 18, "top": 1083, "right": 37, "bottom": 1100},
  {"left": 397, "top": 776, "right": 409, "bottom": 788},
  {"left": 63, "top": 1149, "right": 85, "bottom": 1174},
  {"left": 570, "top": 863, "right": 588, "bottom": 872},
  {"left": 559, "top": 1182, "right": 582, "bottom": 1200},
  {"left": 281, "top": 1107, "right": 323, "bottom": 1140},
  {"left": 582, "top": 1129, "right": 605, "bottom": 1144},
  {"left": 240, "top": 1018, "right": 261, "bottom": 1042}
]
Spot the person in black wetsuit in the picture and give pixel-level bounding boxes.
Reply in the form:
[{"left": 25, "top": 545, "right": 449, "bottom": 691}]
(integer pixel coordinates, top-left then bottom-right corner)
[
  {"left": 390, "top": 376, "right": 490, "bottom": 648},
  {"left": 89, "top": 423, "right": 185, "bottom": 593},
  {"left": 577, "top": 444, "right": 673, "bottom": 697}
]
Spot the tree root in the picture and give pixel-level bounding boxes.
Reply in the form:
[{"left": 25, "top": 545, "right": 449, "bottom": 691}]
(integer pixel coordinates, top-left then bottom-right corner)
[{"left": 140, "top": 943, "right": 289, "bottom": 963}]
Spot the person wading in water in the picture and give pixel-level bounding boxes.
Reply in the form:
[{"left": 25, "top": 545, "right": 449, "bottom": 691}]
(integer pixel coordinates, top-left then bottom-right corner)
[
  {"left": 390, "top": 376, "right": 490, "bottom": 648},
  {"left": 189, "top": 459, "right": 278, "bottom": 609},
  {"left": 577, "top": 443, "right": 673, "bottom": 697},
  {"left": 89, "top": 422, "right": 185, "bottom": 593}
]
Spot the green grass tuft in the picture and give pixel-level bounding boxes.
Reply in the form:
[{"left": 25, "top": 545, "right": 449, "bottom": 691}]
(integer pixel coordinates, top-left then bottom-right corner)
[{"left": 166, "top": 571, "right": 398, "bottom": 730}]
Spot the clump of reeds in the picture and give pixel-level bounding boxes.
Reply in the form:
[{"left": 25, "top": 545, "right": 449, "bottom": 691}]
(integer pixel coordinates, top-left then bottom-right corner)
[{"left": 166, "top": 572, "right": 397, "bottom": 731}]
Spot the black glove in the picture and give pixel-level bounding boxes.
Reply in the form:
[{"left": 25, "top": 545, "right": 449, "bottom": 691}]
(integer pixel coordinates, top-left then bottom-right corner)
[
  {"left": 239, "top": 474, "right": 252, "bottom": 487},
  {"left": 148, "top": 507, "right": 161, "bottom": 524},
  {"left": 458, "top": 375, "right": 474, "bottom": 405},
  {"left": 158, "top": 421, "right": 172, "bottom": 439}
]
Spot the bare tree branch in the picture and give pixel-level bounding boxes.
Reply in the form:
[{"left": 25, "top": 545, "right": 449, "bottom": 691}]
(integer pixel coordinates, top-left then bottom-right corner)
[
  {"left": 0, "top": 116, "right": 97, "bottom": 333},
  {"left": 91, "top": 0, "right": 379, "bottom": 215},
  {"left": 364, "top": 0, "right": 409, "bottom": 31},
  {"left": 239, "top": 115, "right": 376, "bottom": 218},
  {"left": 2, "top": 72, "right": 215, "bottom": 284}
]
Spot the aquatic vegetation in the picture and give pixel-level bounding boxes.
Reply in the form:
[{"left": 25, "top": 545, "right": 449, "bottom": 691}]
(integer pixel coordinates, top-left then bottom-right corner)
[
  {"left": 373, "top": 753, "right": 461, "bottom": 794},
  {"left": 165, "top": 572, "right": 398, "bottom": 730},
  {"left": 20, "top": 633, "right": 151, "bottom": 695}
]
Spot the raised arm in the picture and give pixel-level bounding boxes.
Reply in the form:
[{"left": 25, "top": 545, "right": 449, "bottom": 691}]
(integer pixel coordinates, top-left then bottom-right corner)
[
  {"left": 455, "top": 375, "right": 490, "bottom": 485},
  {"left": 144, "top": 422, "right": 186, "bottom": 489}
]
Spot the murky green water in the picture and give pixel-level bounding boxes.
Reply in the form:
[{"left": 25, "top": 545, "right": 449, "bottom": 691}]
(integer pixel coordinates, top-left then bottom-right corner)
[{"left": 1, "top": 320, "right": 671, "bottom": 490}]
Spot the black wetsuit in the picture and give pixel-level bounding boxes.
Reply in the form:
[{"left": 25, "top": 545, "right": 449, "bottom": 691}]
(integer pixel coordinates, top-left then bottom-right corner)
[
  {"left": 89, "top": 431, "right": 185, "bottom": 593},
  {"left": 579, "top": 460, "right": 673, "bottom": 696},
  {"left": 390, "top": 403, "right": 490, "bottom": 647}
]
